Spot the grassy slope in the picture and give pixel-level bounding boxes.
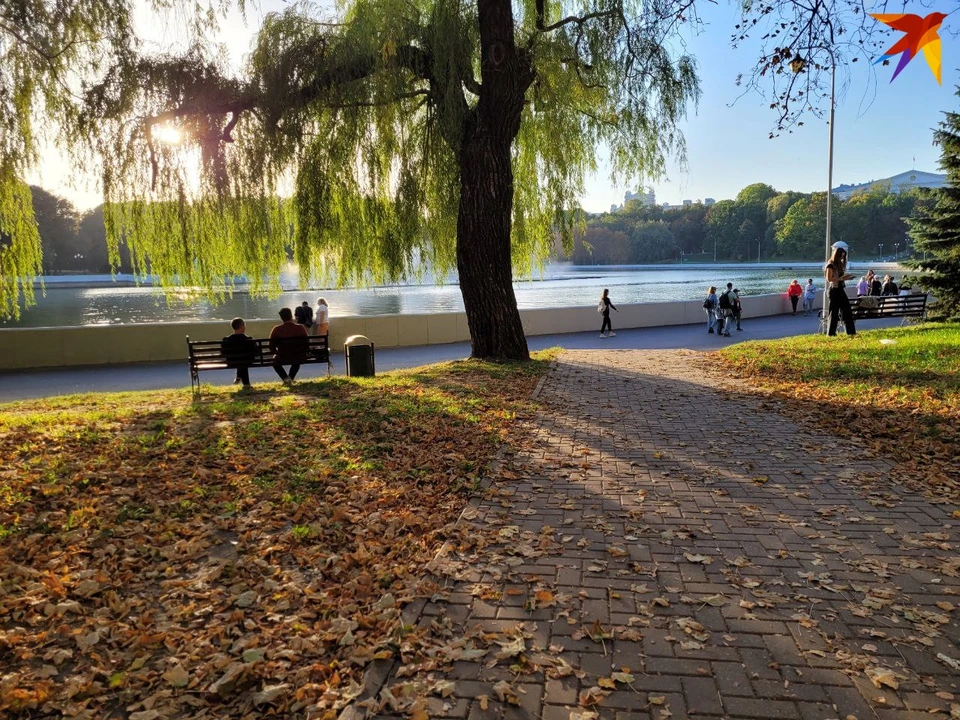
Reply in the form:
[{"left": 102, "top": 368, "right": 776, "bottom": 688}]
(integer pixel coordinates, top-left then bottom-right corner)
[
  {"left": 719, "top": 323, "right": 960, "bottom": 504},
  {"left": 0, "top": 354, "right": 555, "bottom": 717}
]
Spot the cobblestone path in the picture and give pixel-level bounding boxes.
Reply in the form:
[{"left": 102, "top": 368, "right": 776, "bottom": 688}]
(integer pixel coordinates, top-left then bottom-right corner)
[{"left": 352, "top": 350, "right": 960, "bottom": 720}]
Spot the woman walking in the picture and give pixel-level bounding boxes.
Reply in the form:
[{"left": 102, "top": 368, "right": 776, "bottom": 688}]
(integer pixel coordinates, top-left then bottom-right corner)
[
  {"left": 825, "top": 241, "right": 856, "bottom": 336},
  {"left": 599, "top": 288, "right": 617, "bottom": 338},
  {"left": 704, "top": 286, "right": 719, "bottom": 334},
  {"left": 787, "top": 279, "right": 803, "bottom": 315}
]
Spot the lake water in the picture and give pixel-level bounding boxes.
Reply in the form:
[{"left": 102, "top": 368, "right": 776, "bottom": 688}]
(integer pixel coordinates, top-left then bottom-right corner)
[{"left": 4, "top": 262, "right": 904, "bottom": 328}]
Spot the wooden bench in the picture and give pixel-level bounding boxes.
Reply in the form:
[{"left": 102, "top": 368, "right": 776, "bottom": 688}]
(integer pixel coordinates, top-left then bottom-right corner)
[
  {"left": 187, "top": 335, "right": 331, "bottom": 397},
  {"left": 818, "top": 293, "right": 928, "bottom": 333}
]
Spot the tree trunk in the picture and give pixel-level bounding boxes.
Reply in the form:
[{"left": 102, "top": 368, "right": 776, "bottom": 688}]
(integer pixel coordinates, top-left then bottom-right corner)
[
  {"left": 455, "top": 0, "right": 534, "bottom": 361},
  {"left": 457, "top": 130, "right": 529, "bottom": 361}
]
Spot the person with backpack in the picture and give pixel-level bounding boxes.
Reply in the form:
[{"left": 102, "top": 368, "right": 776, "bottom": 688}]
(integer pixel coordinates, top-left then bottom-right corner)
[
  {"left": 717, "top": 282, "right": 735, "bottom": 337},
  {"left": 598, "top": 288, "right": 618, "bottom": 338},
  {"left": 703, "top": 286, "right": 719, "bottom": 334}
]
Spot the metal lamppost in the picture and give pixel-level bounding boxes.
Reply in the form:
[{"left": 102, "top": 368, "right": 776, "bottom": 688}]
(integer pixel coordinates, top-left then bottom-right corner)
[
  {"left": 878, "top": 242, "right": 883, "bottom": 261},
  {"left": 792, "top": 51, "right": 837, "bottom": 330},
  {"left": 757, "top": 238, "right": 762, "bottom": 264}
]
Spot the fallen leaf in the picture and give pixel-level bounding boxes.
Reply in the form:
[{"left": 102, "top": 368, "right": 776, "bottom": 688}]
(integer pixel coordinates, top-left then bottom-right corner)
[{"left": 163, "top": 664, "right": 190, "bottom": 688}]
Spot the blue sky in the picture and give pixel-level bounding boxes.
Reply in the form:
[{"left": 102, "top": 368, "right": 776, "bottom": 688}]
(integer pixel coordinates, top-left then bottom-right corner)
[
  {"left": 604, "top": 2, "right": 954, "bottom": 211},
  {"left": 29, "top": 1, "right": 954, "bottom": 212}
]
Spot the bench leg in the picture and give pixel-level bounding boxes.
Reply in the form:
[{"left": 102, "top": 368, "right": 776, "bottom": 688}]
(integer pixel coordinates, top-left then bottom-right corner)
[{"left": 191, "top": 370, "right": 201, "bottom": 400}]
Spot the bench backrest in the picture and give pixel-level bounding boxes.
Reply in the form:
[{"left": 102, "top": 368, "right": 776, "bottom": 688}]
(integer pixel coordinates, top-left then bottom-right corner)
[
  {"left": 852, "top": 293, "right": 928, "bottom": 317},
  {"left": 187, "top": 335, "right": 330, "bottom": 368}
]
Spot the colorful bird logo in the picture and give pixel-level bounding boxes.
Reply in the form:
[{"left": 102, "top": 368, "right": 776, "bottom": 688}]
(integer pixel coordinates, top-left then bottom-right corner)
[{"left": 871, "top": 12, "right": 948, "bottom": 84}]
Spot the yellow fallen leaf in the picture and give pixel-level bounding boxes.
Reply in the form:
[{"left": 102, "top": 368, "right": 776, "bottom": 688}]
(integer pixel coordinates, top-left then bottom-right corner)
[
  {"left": 865, "top": 666, "right": 901, "bottom": 690},
  {"left": 162, "top": 664, "right": 189, "bottom": 687}
]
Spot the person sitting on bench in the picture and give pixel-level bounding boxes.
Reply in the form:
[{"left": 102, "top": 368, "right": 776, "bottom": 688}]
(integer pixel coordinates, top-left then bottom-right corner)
[
  {"left": 270, "top": 308, "right": 309, "bottom": 384},
  {"left": 222, "top": 318, "right": 258, "bottom": 389}
]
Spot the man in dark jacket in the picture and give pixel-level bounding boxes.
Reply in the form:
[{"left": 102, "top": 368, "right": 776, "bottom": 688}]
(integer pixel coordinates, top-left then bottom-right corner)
[
  {"left": 270, "top": 308, "right": 309, "bottom": 384},
  {"left": 294, "top": 301, "right": 314, "bottom": 328},
  {"left": 222, "top": 318, "right": 258, "bottom": 388}
]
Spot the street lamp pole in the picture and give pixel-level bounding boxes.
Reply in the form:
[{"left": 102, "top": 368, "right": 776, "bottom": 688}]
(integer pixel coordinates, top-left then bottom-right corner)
[{"left": 825, "top": 62, "right": 836, "bottom": 267}]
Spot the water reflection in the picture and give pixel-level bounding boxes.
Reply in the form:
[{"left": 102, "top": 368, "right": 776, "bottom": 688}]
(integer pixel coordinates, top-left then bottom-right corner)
[{"left": 4, "top": 263, "right": 901, "bottom": 329}]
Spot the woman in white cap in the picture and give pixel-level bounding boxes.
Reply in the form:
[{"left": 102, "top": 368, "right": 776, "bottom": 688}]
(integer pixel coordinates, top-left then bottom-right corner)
[{"left": 824, "top": 242, "right": 856, "bottom": 336}]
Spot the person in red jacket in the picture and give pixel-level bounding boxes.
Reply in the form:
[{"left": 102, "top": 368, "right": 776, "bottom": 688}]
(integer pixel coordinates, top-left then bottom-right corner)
[
  {"left": 269, "top": 308, "right": 309, "bottom": 384},
  {"left": 787, "top": 279, "right": 803, "bottom": 315}
]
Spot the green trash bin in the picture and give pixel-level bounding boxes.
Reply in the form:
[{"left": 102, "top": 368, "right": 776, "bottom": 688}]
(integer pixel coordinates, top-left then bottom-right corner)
[{"left": 344, "top": 335, "right": 375, "bottom": 377}]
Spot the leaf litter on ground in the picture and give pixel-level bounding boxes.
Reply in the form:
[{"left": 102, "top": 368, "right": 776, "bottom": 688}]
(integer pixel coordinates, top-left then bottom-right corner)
[{"left": 0, "top": 355, "right": 554, "bottom": 717}]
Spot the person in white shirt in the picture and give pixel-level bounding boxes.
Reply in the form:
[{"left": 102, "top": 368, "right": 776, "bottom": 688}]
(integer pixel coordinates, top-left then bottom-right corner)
[
  {"left": 312, "top": 298, "right": 330, "bottom": 337},
  {"left": 803, "top": 278, "right": 817, "bottom": 316}
]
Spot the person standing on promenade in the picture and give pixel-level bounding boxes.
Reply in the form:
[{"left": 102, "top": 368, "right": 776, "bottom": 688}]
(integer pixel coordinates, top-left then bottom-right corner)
[
  {"left": 222, "top": 318, "right": 257, "bottom": 389},
  {"left": 803, "top": 279, "right": 817, "bottom": 315},
  {"left": 881, "top": 275, "right": 899, "bottom": 296},
  {"left": 599, "top": 288, "right": 618, "bottom": 338},
  {"left": 787, "top": 279, "right": 803, "bottom": 315},
  {"left": 825, "top": 242, "right": 857, "bottom": 336},
  {"left": 294, "top": 301, "right": 314, "bottom": 328},
  {"left": 732, "top": 288, "right": 743, "bottom": 330},
  {"left": 870, "top": 273, "right": 883, "bottom": 296},
  {"left": 856, "top": 276, "right": 870, "bottom": 296},
  {"left": 703, "top": 286, "right": 719, "bottom": 334},
  {"left": 718, "top": 282, "right": 736, "bottom": 336},
  {"left": 312, "top": 297, "right": 330, "bottom": 336},
  {"left": 270, "top": 308, "right": 310, "bottom": 384}
]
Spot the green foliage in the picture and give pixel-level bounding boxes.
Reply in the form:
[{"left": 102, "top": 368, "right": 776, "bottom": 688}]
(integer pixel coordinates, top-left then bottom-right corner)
[
  {"left": 774, "top": 192, "right": 826, "bottom": 259},
  {"left": 30, "top": 187, "right": 81, "bottom": 275},
  {"left": 907, "top": 89, "right": 960, "bottom": 320},
  {"left": 566, "top": 181, "right": 927, "bottom": 265},
  {"left": 0, "top": 173, "right": 42, "bottom": 318},
  {"left": 0, "top": 0, "right": 139, "bottom": 316},
  {"left": 75, "top": 0, "right": 700, "bottom": 312}
]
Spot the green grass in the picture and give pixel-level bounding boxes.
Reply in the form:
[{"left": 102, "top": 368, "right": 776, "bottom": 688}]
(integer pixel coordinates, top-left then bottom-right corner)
[
  {"left": 721, "top": 322, "right": 960, "bottom": 398},
  {"left": 718, "top": 322, "right": 959, "bottom": 505}
]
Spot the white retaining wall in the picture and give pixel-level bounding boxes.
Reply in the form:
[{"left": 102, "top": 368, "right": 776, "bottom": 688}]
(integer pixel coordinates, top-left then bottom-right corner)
[{"left": 0, "top": 290, "right": 821, "bottom": 371}]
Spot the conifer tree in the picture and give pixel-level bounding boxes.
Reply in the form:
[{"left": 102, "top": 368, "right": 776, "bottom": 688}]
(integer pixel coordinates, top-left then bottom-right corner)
[{"left": 907, "top": 91, "right": 960, "bottom": 320}]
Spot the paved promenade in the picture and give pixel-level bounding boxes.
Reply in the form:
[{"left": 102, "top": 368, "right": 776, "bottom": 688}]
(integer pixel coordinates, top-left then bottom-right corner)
[
  {"left": 0, "top": 314, "right": 901, "bottom": 403},
  {"left": 351, "top": 350, "right": 960, "bottom": 720}
]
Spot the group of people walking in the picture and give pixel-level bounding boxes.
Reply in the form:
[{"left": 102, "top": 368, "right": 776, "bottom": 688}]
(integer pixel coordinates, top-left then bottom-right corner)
[
  {"left": 702, "top": 283, "right": 743, "bottom": 337},
  {"left": 221, "top": 298, "right": 331, "bottom": 388}
]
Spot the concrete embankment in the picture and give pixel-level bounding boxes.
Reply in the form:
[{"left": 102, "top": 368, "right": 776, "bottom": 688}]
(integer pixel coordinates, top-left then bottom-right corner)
[{"left": 0, "top": 291, "right": 816, "bottom": 371}]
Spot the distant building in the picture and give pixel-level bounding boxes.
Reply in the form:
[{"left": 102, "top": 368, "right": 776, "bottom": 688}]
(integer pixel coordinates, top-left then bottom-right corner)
[
  {"left": 611, "top": 187, "right": 655, "bottom": 213},
  {"left": 623, "top": 187, "right": 656, "bottom": 207},
  {"left": 682, "top": 199, "right": 692, "bottom": 206},
  {"left": 832, "top": 170, "right": 947, "bottom": 200},
  {"left": 704, "top": 198, "right": 716, "bottom": 206}
]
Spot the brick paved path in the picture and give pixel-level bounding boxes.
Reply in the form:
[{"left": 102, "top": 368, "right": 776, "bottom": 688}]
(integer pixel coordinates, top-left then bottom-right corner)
[{"left": 347, "top": 350, "right": 960, "bottom": 720}]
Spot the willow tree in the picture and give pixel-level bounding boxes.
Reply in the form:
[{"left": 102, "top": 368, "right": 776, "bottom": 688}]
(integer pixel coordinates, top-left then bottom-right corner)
[
  {"left": 71, "top": 0, "right": 699, "bottom": 359},
  {"left": 6, "top": 0, "right": 891, "bottom": 354},
  {"left": 0, "top": 0, "right": 136, "bottom": 318}
]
